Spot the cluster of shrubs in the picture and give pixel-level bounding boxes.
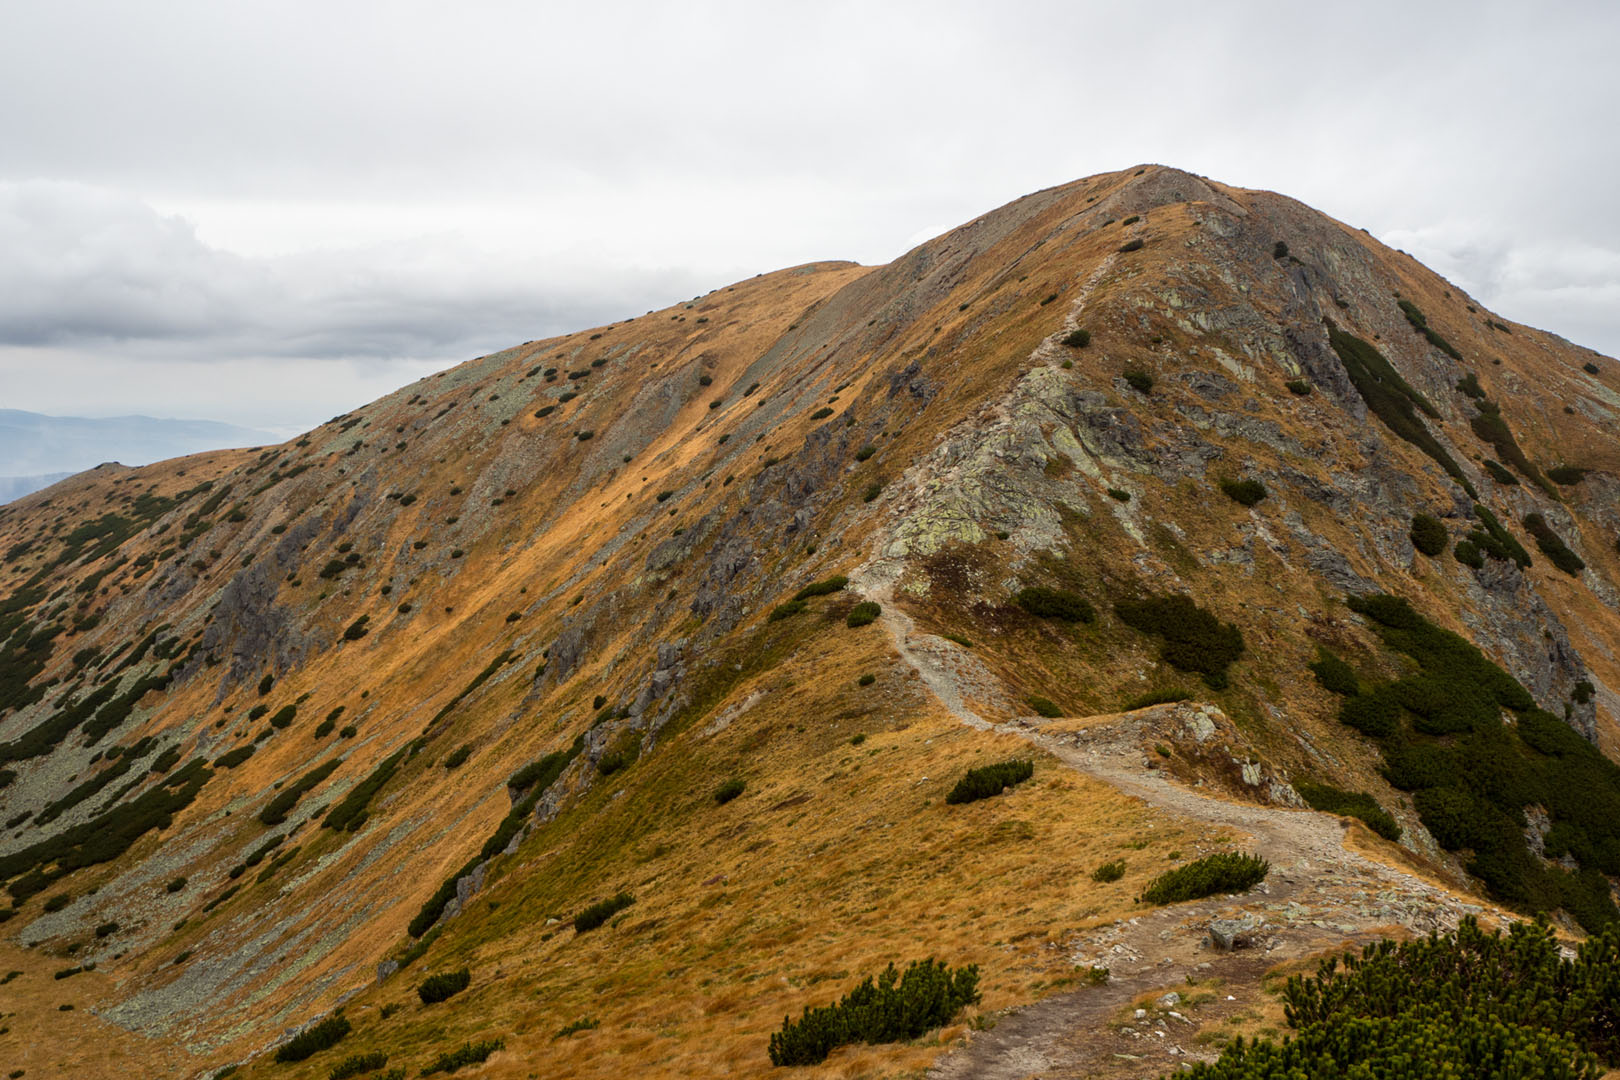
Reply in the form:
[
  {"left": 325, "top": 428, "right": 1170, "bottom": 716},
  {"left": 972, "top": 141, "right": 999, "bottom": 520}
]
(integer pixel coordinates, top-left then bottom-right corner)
[
  {"left": 714, "top": 778, "right": 745, "bottom": 804},
  {"left": 1014, "top": 586, "right": 1095, "bottom": 623},
  {"left": 944, "top": 759, "right": 1034, "bottom": 805},
  {"left": 1124, "top": 687, "right": 1192, "bottom": 710},
  {"left": 1337, "top": 593, "right": 1620, "bottom": 930},
  {"left": 417, "top": 968, "right": 470, "bottom": 1004},
  {"left": 1397, "top": 298, "right": 1463, "bottom": 361},
  {"left": 1139, "top": 852, "right": 1269, "bottom": 905},
  {"left": 274, "top": 1014, "right": 351, "bottom": 1063},
  {"left": 1325, "top": 322, "right": 1476, "bottom": 497},
  {"left": 767, "top": 959, "right": 981, "bottom": 1066},
  {"left": 1115, "top": 594, "right": 1245, "bottom": 690},
  {"left": 1220, "top": 478, "right": 1267, "bottom": 507},
  {"left": 1177, "top": 918, "right": 1620, "bottom": 1079},
  {"left": 1295, "top": 780, "right": 1401, "bottom": 841},
  {"left": 328, "top": 1051, "right": 389, "bottom": 1079},
  {"left": 421, "top": 1039, "right": 502, "bottom": 1075},
  {"left": 1409, "top": 513, "right": 1447, "bottom": 557},
  {"left": 1470, "top": 399, "right": 1552, "bottom": 495},
  {"left": 323, "top": 747, "right": 408, "bottom": 832},
  {"left": 1091, "top": 859, "right": 1126, "bottom": 883},
  {"left": 260, "top": 759, "right": 339, "bottom": 826},
  {"left": 575, "top": 891, "right": 635, "bottom": 932},
  {"left": 846, "top": 602, "right": 881, "bottom": 628},
  {"left": 1524, "top": 513, "right": 1585, "bottom": 575}
]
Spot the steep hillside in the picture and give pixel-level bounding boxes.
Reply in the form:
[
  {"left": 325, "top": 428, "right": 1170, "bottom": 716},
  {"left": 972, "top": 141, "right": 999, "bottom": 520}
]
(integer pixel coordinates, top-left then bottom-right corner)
[{"left": 1, "top": 165, "right": 1618, "bottom": 1079}]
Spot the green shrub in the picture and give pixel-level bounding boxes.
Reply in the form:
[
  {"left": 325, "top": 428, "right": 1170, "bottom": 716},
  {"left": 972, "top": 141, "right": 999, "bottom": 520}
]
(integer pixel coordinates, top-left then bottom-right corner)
[
  {"left": 1122, "top": 215, "right": 1140, "bottom": 225},
  {"left": 862, "top": 482, "right": 883, "bottom": 503},
  {"left": 1013, "top": 586, "right": 1095, "bottom": 623},
  {"left": 1410, "top": 513, "right": 1448, "bottom": 556},
  {"left": 575, "top": 892, "right": 635, "bottom": 932},
  {"left": 811, "top": 407, "right": 834, "bottom": 420},
  {"left": 1092, "top": 859, "right": 1126, "bottom": 883},
  {"left": 1469, "top": 503, "right": 1532, "bottom": 568},
  {"left": 1285, "top": 378, "right": 1312, "bottom": 395},
  {"left": 421, "top": 1039, "right": 503, "bottom": 1075},
  {"left": 1139, "top": 852, "right": 1268, "bottom": 905},
  {"left": 213, "top": 745, "right": 255, "bottom": 768},
  {"left": 328, "top": 1051, "right": 389, "bottom": 1080},
  {"left": 767, "top": 959, "right": 981, "bottom": 1066},
  {"left": 260, "top": 759, "right": 339, "bottom": 826},
  {"left": 1397, "top": 299, "right": 1463, "bottom": 361},
  {"left": 322, "top": 747, "right": 405, "bottom": 831},
  {"left": 792, "top": 575, "right": 848, "bottom": 601},
  {"left": 1220, "top": 478, "right": 1267, "bottom": 506},
  {"left": 1470, "top": 399, "right": 1552, "bottom": 494},
  {"left": 1456, "top": 371, "right": 1486, "bottom": 399},
  {"left": 714, "top": 778, "right": 745, "bottom": 804},
  {"left": 166, "top": 876, "right": 187, "bottom": 893},
  {"left": 417, "top": 968, "right": 470, "bottom": 1005},
  {"left": 1483, "top": 459, "right": 1519, "bottom": 485},
  {"left": 1272, "top": 240, "right": 1289, "bottom": 259},
  {"left": 858, "top": 673, "right": 876, "bottom": 687},
  {"left": 258, "top": 673, "right": 275, "bottom": 696},
  {"left": 1119, "top": 238, "right": 1144, "bottom": 252},
  {"left": 854, "top": 445, "right": 876, "bottom": 461},
  {"left": 1107, "top": 487, "right": 1131, "bottom": 502},
  {"left": 1524, "top": 514, "right": 1585, "bottom": 575},
  {"left": 95, "top": 921, "right": 118, "bottom": 938},
  {"left": 274, "top": 1015, "right": 352, "bottom": 1063},
  {"left": 846, "top": 602, "right": 881, "bottom": 628},
  {"left": 247, "top": 704, "right": 269, "bottom": 721},
  {"left": 1308, "top": 649, "right": 1359, "bottom": 696},
  {"left": 1123, "top": 368, "right": 1153, "bottom": 393},
  {"left": 554, "top": 1017, "right": 600, "bottom": 1040},
  {"left": 268, "top": 705, "right": 296, "bottom": 730},
  {"left": 1326, "top": 323, "right": 1476, "bottom": 497},
  {"left": 342, "top": 616, "right": 370, "bottom": 641},
  {"left": 945, "top": 759, "right": 1034, "bottom": 805},
  {"left": 1295, "top": 780, "right": 1401, "bottom": 841},
  {"left": 1548, "top": 465, "right": 1587, "bottom": 486},
  {"left": 1115, "top": 594, "right": 1245, "bottom": 690},
  {"left": 1027, "top": 697, "right": 1062, "bottom": 718},
  {"left": 1062, "top": 328, "right": 1091, "bottom": 348},
  {"left": 443, "top": 745, "right": 472, "bottom": 769},
  {"left": 1124, "top": 687, "right": 1192, "bottom": 710}
]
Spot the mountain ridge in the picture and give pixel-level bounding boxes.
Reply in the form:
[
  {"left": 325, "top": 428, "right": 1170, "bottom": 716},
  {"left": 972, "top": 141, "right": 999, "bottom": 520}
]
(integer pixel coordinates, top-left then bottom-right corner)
[{"left": 0, "top": 164, "right": 1617, "bottom": 1079}]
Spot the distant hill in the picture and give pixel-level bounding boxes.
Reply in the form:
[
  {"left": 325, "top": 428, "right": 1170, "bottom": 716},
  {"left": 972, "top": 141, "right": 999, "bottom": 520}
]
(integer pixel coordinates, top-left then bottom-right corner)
[{"left": 0, "top": 409, "right": 280, "bottom": 501}]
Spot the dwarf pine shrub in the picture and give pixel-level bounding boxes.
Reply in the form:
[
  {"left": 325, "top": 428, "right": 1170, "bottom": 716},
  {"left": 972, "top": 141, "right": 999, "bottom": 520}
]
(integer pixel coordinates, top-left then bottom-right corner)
[
  {"left": 1013, "top": 586, "right": 1095, "bottom": 623},
  {"left": 575, "top": 892, "right": 634, "bottom": 932},
  {"left": 714, "top": 778, "right": 745, "bottom": 804},
  {"left": 1115, "top": 594, "right": 1245, "bottom": 690},
  {"left": 1139, "top": 852, "right": 1269, "bottom": 905},
  {"left": 1062, "top": 328, "right": 1091, "bottom": 348},
  {"left": 792, "top": 575, "right": 848, "bottom": 601},
  {"left": 945, "top": 759, "right": 1034, "bottom": 805},
  {"left": 1410, "top": 513, "right": 1448, "bottom": 556},
  {"left": 417, "top": 968, "right": 470, "bottom": 1005},
  {"left": 846, "top": 602, "right": 881, "bottom": 628},
  {"left": 1524, "top": 513, "right": 1585, "bottom": 575},
  {"left": 1027, "top": 697, "right": 1062, "bottom": 718},
  {"left": 1295, "top": 781, "right": 1401, "bottom": 841},
  {"left": 1220, "top": 478, "right": 1267, "bottom": 506},
  {"left": 274, "top": 1015, "right": 352, "bottom": 1063},
  {"left": 1308, "top": 649, "right": 1359, "bottom": 696},
  {"left": 1123, "top": 368, "right": 1153, "bottom": 393},
  {"left": 1125, "top": 687, "right": 1193, "bottom": 710},
  {"left": 328, "top": 1051, "right": 388, "bottom": 1080},
  {"left": 1092, "top": 859, "right": 1127, "bottom": 883},
  {"left": 767, "top": 959, "right": 981, "bottom": 1066},
  {"left": 421, "top": 1039, "right": 503, "bottom": 1076}
]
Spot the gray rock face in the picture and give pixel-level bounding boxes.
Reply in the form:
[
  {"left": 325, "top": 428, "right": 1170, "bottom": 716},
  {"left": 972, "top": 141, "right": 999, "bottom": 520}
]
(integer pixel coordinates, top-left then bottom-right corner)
[{"left": 1208, "top": 914, "right": 1265, "bottom": 950}]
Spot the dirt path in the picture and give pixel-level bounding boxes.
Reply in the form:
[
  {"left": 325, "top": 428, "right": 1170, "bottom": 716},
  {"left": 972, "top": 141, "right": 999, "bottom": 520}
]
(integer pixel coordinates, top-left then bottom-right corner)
[{"left": 864, "top": 605, "right": 1506, "bottom": 1080}]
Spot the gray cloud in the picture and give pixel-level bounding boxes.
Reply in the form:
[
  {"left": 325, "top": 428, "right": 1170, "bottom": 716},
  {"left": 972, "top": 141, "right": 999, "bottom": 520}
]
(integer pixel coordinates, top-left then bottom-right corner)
[{"left": 0, "top": 0, "right": 1616, "bottom": 433}]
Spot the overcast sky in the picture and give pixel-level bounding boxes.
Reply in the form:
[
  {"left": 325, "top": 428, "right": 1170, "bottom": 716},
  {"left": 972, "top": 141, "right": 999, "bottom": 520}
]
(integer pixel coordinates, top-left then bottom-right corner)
[{"left": 2, "top": 0, "right": 1616, "bottom": 436}]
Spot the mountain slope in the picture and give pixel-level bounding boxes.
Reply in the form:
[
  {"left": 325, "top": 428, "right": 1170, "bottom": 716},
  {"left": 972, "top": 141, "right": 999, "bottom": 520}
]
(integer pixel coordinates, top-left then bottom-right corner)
[{"left": 0, "top": 165, "right": 1617, "bottom": 1079}]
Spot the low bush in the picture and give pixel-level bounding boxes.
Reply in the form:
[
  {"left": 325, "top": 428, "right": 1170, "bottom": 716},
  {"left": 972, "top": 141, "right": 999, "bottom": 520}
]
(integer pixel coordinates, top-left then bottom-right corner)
[
  {"left": 166, "top": 876, "right": 187, "bottom": 893},
  {"left": 443, "top": 745, "right": 471, "bottom": 769},
  {"left": 945, "top": 759, "right": 1034, "bottom": 805},
  {"left": 1548, "top": 465, "right": 1587, "bottom": 486},
  {"left": 1295, "top": 780, "right": 1401, "bottom": 841},
  {"left": 1027, "top": 696, "right": 1062, "bottom": 718},
  {"left": 858, "top": 673, "right": 876, "bottom": 687},
  {"left": 1062, "top": 328, "right": 1091, "bottom": 348},
  {"left": 1092, "top": 859, "right": 1126, "bottom": 883},
  {"left": 1470, "top": 504, "right": 1532, "bottom": 568},
  {"left": 1220, "top": 478, "right": 1267, "bottom": 506},
  {"left": 1524, "top": 513, "right": 1585, "bottom": 576},
  {"left": 274, "top": 1015, "right": 352, "bottom": 1063},
  {"left": 1285, "top": 378, "right": 1312, "bottom": 395},
  {"left": 575, "top": 892, "right": 635, "bottom": 932},
  {"left": 1115, "top": 594, "right": 1245, "bottom": 690},
  {"left": 846, "top": 602, "right": 881, "bottom": 628},
  {"left": 342, "top": 616, "right": 370, "bottom": 641},
  {"left": 323, "top": 747, "right": 406, "bottom": 831},
  {"left": 862, "top": 482, "right": 883, "bottom": 503},
  {"left": 1410, "top": 513, "right": 1448, "bottom": 556},
  {"left": 268, "top": 705, "right": 296, "bottom": 730},
  {"left": 854, "top": 445, "right": 876, "bottom": 461},
  {"left": 792, "top": 575, "right": 848, "bottom": 601},
  {"left": 260, "top": 759, "right": 339, "bottom": 826},
  {"left": 767, "top": 959, "right": 980, "bottom": 1066},
  {"left": 1013, "top": 586, "right": 1095, "bottom": 623},
  {"left": 714, "top": 778, "right": 745, "bottom": 805},
  {"left": 328, "top": 1051, "right": 389, "bottom": 1080},
  {"left": 1119, "top": 238, "right": 1144, "bottom": 252},
  {"left": 1397, "top": 298, "right": 1463, "bottom": 361},
  {"left": 1139, "top": 852, "right": 1269, "bottom": 905},
  {"left": 1308, "top": 649, "right": 1359, "bottom": 696},
  {"left": 554, "top": 1017, "right": 600, "bottom": 1040},
  {"left": 1123, "top": 368, "right": 1153, "bottom": 393},
  {"left": 417, "top": 968, "right": 470, "bottom": 1005},
  {"left": 1107, "top": 487, "right": 1131, "bottom": 501},
  {"left": 1483, "top": 459, "right": 1519, "bottom": 485},
  {"left": 811, "top": 407, "right": 834, "bottom": 420},
  {"left": 213, "top": 745, "right": 255, "bottom": 768},
  {"left": 421, "top": 1039, "right": 503, "bottom": 1075}
]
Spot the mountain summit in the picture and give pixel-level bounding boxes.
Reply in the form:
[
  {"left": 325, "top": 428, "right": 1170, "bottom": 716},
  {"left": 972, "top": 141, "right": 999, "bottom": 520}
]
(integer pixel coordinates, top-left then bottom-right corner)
[{"left": 1, "top": 166, "right": 1617, "bottom": 1079}]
